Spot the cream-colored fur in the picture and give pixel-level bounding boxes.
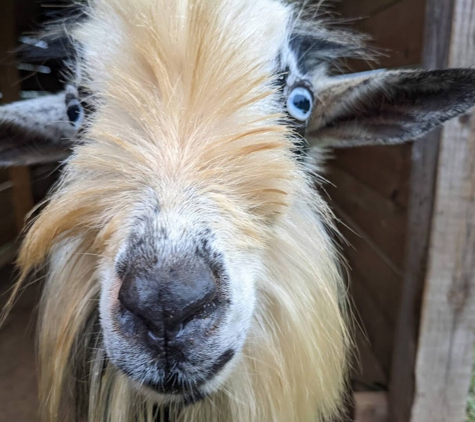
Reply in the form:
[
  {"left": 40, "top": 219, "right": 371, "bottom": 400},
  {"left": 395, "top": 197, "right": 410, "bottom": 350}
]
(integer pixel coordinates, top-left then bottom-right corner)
[{"left": 2, "top": 0, "right": 349, "bottom": 421}]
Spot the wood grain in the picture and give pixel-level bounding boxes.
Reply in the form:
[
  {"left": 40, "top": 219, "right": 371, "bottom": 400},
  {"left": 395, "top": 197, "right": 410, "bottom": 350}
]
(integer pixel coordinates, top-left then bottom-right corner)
[
  {"left": 348, "top": 259, "right": 395, "bottom": 379},
  {"left": 331, "top": 146, "right": 411, "bottom": 210},
  {"left": 338, "top": 0, "right": 400, "bottom": 18},
  {"left": 329, "top": 196, "right": 403, "bottom": 380},
  {"left": 352, "top": 328, "right": 388, "bottom": 392},
  {"left": 332, "top": 0, "right": 427, "bottom": 396},
  {"left": 388, "top": 0, "right": 461, "bottom": 420},
  {"left": 340, "top": 0, "right": 426, "bottom": 71},
  {"left": 409, "top": 1, "right": 475, "bottom": 420},
  {"left": 327, "top": 166, "right": 407, "bottom": 273},
  {"left": 336, "top": 217, "right": 403, "bottom": 328}
]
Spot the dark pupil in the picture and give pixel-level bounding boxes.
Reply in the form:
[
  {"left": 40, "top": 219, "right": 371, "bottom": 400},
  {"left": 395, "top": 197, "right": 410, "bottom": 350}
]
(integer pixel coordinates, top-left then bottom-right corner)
[
  {"left": 292, "top": 94, "right": 311, "bottom": 114},
  {"left": 67, "top": 104, "right": 81, "bottom": 124}
]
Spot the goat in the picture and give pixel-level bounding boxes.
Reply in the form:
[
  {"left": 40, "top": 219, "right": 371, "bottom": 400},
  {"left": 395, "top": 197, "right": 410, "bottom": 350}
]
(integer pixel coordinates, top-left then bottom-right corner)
[{"left": 1, "top": 1, "right": 475, "bottom": 421}]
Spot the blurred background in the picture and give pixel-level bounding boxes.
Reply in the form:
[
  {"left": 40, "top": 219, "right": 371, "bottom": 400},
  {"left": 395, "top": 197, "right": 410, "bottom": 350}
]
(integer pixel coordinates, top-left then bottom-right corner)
[
  {"left": 0, "top": 1, "right": 67, "bottom": 421},
  {"left": 0, "top": 1, "right": 473, "bottom": 421}
]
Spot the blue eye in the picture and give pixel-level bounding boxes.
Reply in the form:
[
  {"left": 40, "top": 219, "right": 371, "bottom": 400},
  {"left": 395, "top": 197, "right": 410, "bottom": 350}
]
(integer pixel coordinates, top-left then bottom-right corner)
[
  {"left": 66, "top": 98, "right": 84, "bottom": 129},
  {"left": 287, "top": 86, "right": 313, "bottom": 122}
]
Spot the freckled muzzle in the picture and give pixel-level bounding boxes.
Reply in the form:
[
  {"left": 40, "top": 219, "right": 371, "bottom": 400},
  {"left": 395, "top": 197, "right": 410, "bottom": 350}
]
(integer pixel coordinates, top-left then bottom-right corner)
[{"left": 111, "top": 253, "right": 232, "bottom": 395}]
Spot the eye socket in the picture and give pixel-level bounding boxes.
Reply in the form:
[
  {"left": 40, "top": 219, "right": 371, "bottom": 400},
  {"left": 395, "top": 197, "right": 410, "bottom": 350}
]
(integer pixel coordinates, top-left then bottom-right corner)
[
  {"left": 66, "top": 98, "right": 84, "bottom": 129},
  {"left": 287, "top": 86, "right": 313, "bottom": 122}
]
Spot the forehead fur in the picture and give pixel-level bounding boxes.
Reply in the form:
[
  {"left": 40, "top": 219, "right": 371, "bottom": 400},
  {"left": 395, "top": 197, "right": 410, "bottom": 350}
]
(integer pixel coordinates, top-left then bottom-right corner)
[{"left": 22, "top": 0, "right": 308, "bottom": 261}]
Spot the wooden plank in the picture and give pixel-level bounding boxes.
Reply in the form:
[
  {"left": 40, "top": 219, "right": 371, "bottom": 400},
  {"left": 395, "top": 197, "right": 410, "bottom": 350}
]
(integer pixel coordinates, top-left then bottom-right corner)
[
  {"left": 0, "top": 165, "right": 59, "bottom": 270},
  {"left": 387, "top": 0, "right": 458, "bottom": 420},
  {"left": 349, "top": 265, "right": 395, "bottom": 378},
  {"left": 8, "top": 167, "right": 34, "bottom": 233},
  {"left": 412, "top": 118, "right": 475, "bottom": 421},
  {"left": 409, "top": 0, "right": 475, "bottom": 420},
  {"left": 328, "top": 196, "right": 402, "bottom": 380},
  {"left": 335, "top": 213, "right": 403, "bottom": 325},
  {"left": 331, "top": 0, "right": 427, "bottom": 401},
  {"left": 338, "top": 0, "right": 426, "bottom": 71},
  {"left": 354, "top": 392, "right": 389, "bottom": 422},
  {"left": 339, "top": 0, "right": 400, "bottom": 18},
  {"left": 388, "top": 134, "right": 442, "bottom": 422},
  {"left": 331, "top": 214, "right": 400, "bottom": 379},
  {"left": 326, "top": 166, "right": 407, "bottom": 269},
  {"left": 352, "top": 328, "right": 388, "bottom": 392},
  {"left": 0, "top": 0, "right": 34, "bottom": 234},
  {"left": 331, "top": 145, "right": 411, "bottom": 209}
]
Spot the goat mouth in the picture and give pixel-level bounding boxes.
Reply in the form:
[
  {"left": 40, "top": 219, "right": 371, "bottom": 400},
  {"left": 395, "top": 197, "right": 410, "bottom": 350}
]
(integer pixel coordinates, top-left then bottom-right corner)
[
  {"left": 122, "top": 348, "right": 236, "bottom": 398},
  {"left": 147, "top": 383, "right": 208, "bottom": 407},
  {"left": 144, "top": 373, "right": 206, "bottom": 396}
]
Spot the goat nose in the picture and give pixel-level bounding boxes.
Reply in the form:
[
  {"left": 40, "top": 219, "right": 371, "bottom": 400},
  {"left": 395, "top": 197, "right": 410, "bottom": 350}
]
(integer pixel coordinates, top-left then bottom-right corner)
[{"left": 118, "top": 258, "right": 217, "bottom": 338}]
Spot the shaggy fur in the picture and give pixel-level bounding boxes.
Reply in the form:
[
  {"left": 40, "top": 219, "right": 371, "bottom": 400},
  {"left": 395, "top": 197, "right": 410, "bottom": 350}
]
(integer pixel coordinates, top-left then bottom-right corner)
[
  {"left": 3, "top": 1, "right": 475, "bottom": 422},
  {"left": 4, "top": 1, "right": 349, "bottom": 421}
]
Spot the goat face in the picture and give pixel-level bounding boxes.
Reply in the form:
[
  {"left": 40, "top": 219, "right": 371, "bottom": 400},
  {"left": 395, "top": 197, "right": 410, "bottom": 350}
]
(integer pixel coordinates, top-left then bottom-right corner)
[
  {"left": 49, "top": 0, "right": 296, "bottom": 404},
  {"left": 3, "top": 0, "right": 475, "bottom": 420}
]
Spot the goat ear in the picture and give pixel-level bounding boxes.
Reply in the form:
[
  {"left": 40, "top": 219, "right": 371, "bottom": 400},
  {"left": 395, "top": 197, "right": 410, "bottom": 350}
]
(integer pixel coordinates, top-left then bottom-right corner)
[
  {"left": 0, "top": 92, "right": 80, "bottom": 167},
  {"left": 306, "top": 69, "right": 475, "bottom": 148}
]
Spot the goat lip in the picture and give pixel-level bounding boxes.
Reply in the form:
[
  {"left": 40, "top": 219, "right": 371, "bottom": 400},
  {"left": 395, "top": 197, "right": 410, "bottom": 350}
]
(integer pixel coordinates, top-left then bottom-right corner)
[
  {"left": 139, "top": 349, "right": 235, "bottom": 396},
  {"left": 143, "top": 374, "right": 206, "bottom": 396}
]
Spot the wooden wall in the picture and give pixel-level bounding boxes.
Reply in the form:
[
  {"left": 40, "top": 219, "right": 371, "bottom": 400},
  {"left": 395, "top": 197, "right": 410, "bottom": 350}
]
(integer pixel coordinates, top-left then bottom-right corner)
[
  {"left": 327, "top": 0, "right": 427, "bottom": 388},
  {"left": 0, "top": 0, "right": 64, "bottom": 265},
  {"left": 0, "top": 167, "right": 59, "bottom": 247}
]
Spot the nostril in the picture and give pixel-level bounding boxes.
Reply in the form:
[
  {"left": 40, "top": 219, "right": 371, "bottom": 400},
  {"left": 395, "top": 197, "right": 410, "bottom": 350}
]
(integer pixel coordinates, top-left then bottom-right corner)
[
  {"left": 118, "top": 283, "right": 137, "bottom": 316},
  {"left": 164, "top": 272, "right": 217, "bottom": 332},
  {"left": 118, "top": 279, "right": 165, "bottom": 337}
]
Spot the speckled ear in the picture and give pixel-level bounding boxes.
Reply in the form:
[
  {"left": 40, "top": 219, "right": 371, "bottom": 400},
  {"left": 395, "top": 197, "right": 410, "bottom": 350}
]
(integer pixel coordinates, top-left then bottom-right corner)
[
  {"left": 306, "top": 68, "right": 475, "bottom": 148},
  {"left": 0, "top": 92, "right": 79, "bottom": 166}
]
